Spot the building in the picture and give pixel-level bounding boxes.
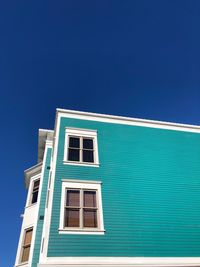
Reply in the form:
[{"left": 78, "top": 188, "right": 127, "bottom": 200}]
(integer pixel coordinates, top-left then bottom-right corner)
[{"left": 15, "top": 109, "right": 200, "bottom": 267}]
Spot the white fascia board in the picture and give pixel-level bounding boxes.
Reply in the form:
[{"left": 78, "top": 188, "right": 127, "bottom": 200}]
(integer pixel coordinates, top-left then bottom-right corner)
[{"left": 56, "top": 108, "right": 200, "bottom": 133}]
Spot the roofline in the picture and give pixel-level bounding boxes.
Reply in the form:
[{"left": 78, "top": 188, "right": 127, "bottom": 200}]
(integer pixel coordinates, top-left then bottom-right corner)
[
  {"left": 56, "top": 108, "right": 200, "bottom": 133},
  {"left": 24, "top": 162, "right": 43, "bottom": 174},
  {"left": 24, "top": 162, "right": 43, "bottom": 188},
  {"left": 39, "top": 128, "right": 54, "bottom": 133}
]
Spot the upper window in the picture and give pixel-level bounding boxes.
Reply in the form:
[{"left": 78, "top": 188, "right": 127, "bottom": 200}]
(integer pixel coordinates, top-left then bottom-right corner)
[
  {"left": 20, "top": 228, "right": 33, "bottom": 263},
  {"left": 59, "top": 180, "right": 105, "bottom": 234},
  {"left": 31, "top": 179, "right": 40, "bottom": 204},
  {"left": 68, "top": 136, "right": 94, "bottom": 163},
  {"left": 64, "top": 128, "right": 99, "bottom": 166}
]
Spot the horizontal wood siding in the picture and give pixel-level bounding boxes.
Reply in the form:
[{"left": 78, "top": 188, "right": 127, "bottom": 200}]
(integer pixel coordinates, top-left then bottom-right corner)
[
  {"left": 48, "top": 118, "right": 200, "bottom": 257},
  {"left": 32, "top": 148, "right": 52, "bottom": 267}
]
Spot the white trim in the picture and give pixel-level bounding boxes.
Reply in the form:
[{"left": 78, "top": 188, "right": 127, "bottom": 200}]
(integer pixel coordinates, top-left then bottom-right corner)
[
  {"left": 15, "top": 174, "right": 41, "bottom": 266},
  {"left": 24, "top": 162, "right": 42, "bottom": 188},
  {"left": 14, "top": 224, "right": 34, "bottom": 267},
  {"left": 39, "top": 129, "right": 54, "bottom": 133},
  {"left": 39, "top": 256, "right": 200, "bottom": 266},
  {"left": 39, "top": 111, "right": 62, "bottom": 262},
  {"left": 46, "top": 140, "right": 53, "bottom": 146},
  {"left": 25, "top": 174, "right": 41, "bottom": 208},
  {"left": 65, "top": 127, "right": 97, "bottom": 133},
  {"left": 57, "top": 108, "right": 200, "bottom": 133},
  {"left": 58, "top": 229, "right": 105, "bottom": 235},
  {"left": 39, "top": 145, "right": 53, "bottom": 258},
  {"left": 59, "top": 180, "right": 105, "bottom": 234},
  {"left": 27, "top": 141, "right": 52, "bottom": 266},
  {"left": 24, "top": 162, "right": 42, "bottom": 175},
  {"left": 60, "top": 180, "right": 102, "bottom": 191},
  {"left": 65, "top": 128, "right": 98, "bottom": 137},
  {"left": 15, "top": 263, "right": 28, "bottom": 267},
  {"left": 38, "top": 129, "right": 54, "bottom": 163},
  {"left": 62, "top": 179, "right": 102, "bottom": 184},
  {"left": 37, "top": 109, "right": 200, "bottom": 264},
  {"left": 20, "top": 226, "right": 33, "bottom": 264},
  {"left": 63, "top": 161, "right": 100, "bottom": 167},
  {"left": 63, "top": 128, "right": 99, "bottom": 166}
]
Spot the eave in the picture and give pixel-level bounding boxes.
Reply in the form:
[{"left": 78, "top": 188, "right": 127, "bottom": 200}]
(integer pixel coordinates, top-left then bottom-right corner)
[
  {"left": 24, "top": 162, "right": 43, "bottom": 188},
  {"left": 38, "top": 129, "right": 54, "bottom": 163}
]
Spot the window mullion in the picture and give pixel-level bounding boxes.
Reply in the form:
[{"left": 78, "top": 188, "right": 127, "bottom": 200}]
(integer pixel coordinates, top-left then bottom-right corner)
[
  {"left": 80, "top": 137, "right": 83, "bottom": 163},
  {"left": 80, "top": 189, "right": 83, "bottom": 228}
]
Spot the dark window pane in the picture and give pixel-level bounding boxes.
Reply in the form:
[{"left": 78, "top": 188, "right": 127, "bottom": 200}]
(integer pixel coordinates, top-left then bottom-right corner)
[
  {"left": 31, "top": 191, "right": 38, "bottom": 204},
  {"left": 84, "top": 191, "right": 96, "bottom": 207},
  {"left": 83, "top": 150, "right": 94, "bottom": 163},
  {"left": 68, "top": 148, "right": 80, "bottom": 161},
  {"left": 83, "top": 138, "right": 93, "bottom": 149},
  {"left": 65, "top": 208, "right": 79, "bottom": 227},
  {"left": 69, "top": 137, "right": 80, "bottom": 148},
  {"left": 21, "top": 246, "right": 30, "bottom": 262},
  {"left": 67, "top": 190, "right": 80, "bottom": 206},
  {"left": 83, "top": 209, "right": 97, "bottom": 228},
  {"left": 33, "top": 180, "right": 40, "bottom": 189}
]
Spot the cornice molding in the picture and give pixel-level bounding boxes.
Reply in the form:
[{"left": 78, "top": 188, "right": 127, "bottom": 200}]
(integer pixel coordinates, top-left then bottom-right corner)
[{"left": 57, "top": 108, "right": 200, "bottom": 133}]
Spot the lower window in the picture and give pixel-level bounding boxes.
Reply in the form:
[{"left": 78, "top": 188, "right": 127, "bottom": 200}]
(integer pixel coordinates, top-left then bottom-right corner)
[
  {"left": 59, "top": 180, "right": 105, "bottom": 234},
  {"left": 20, "top": 227, "right": 33, "bottom": 263},
  {"left": 65, "top": 189, "right": 97, "bottom": 228}
]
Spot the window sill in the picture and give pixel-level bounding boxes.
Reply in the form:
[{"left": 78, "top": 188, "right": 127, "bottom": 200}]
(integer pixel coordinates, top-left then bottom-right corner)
[
  {"left": 58, "top": 228, "right": 105, "bottom": 235},
  {"left": 15, "top": 262, "right": 28, "bottom": 267},
  {"left": 63, "top": 161, "right": 100, "bottom": 168}
]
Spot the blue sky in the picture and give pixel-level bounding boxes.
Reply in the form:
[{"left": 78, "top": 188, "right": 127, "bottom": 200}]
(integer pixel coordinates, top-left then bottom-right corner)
[{"left": 1, "top": 1, "right": 200, "bottom": 266}]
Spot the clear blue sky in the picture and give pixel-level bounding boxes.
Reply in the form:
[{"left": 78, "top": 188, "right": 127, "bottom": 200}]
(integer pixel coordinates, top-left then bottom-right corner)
[{"left": 1, "top": 1, "right": 200, "bottom": 266}]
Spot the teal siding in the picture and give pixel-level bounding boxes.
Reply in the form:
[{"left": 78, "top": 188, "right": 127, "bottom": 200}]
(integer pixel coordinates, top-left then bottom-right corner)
[
  {"left": 31, "top": 148, "right": 52, "bottom": 267},
  {"left": 48, "top": 118, "right": 200, "bottom": 257}
]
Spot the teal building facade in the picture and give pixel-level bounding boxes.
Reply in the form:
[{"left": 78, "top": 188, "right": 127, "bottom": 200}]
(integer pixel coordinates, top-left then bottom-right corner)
[{"left": 15, "top": 109, "right": 200, "bottom": 267}]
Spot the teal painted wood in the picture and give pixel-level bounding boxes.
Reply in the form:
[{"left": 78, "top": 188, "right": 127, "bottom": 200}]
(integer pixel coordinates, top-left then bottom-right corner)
[
  {"left": 48, "top": 118, "right": 200, "bottom": 257},
  {"left": 31, "top": 148, "right": 52, "bottom": 267}
]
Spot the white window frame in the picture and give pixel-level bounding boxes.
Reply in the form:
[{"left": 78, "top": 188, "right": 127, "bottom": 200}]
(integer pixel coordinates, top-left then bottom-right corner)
[
  {"left": 63, "top": 128, "right": 99, "bottom": 167},
  {"left": 19, "top": 226, "right": 33, "bottom": 264},
  {"left": 26, "top": 174, "right": 41, "bottom": 208},
  {"left": 59, "top": 179, "right": 105, "bottom": 235}
]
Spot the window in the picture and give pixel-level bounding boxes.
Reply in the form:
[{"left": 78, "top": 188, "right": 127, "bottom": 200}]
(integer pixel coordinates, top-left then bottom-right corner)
[
  {"left": 68, "top": 137, "right": 94, "bottom": 163},
  {"left": 59, "top": 180, "right": 104, "bottom": 234},
  {"left": 65, "top": 189, "right": 97, "bottom": 228},
  {"left": 31, "top": 179, "right": 40, "bottom": 204},
  {"left": 64, "top": 128, "right": 99, "bottom": 166},
  {"left": 20, "top": 228, "right": 33, "bottom": 263}
]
